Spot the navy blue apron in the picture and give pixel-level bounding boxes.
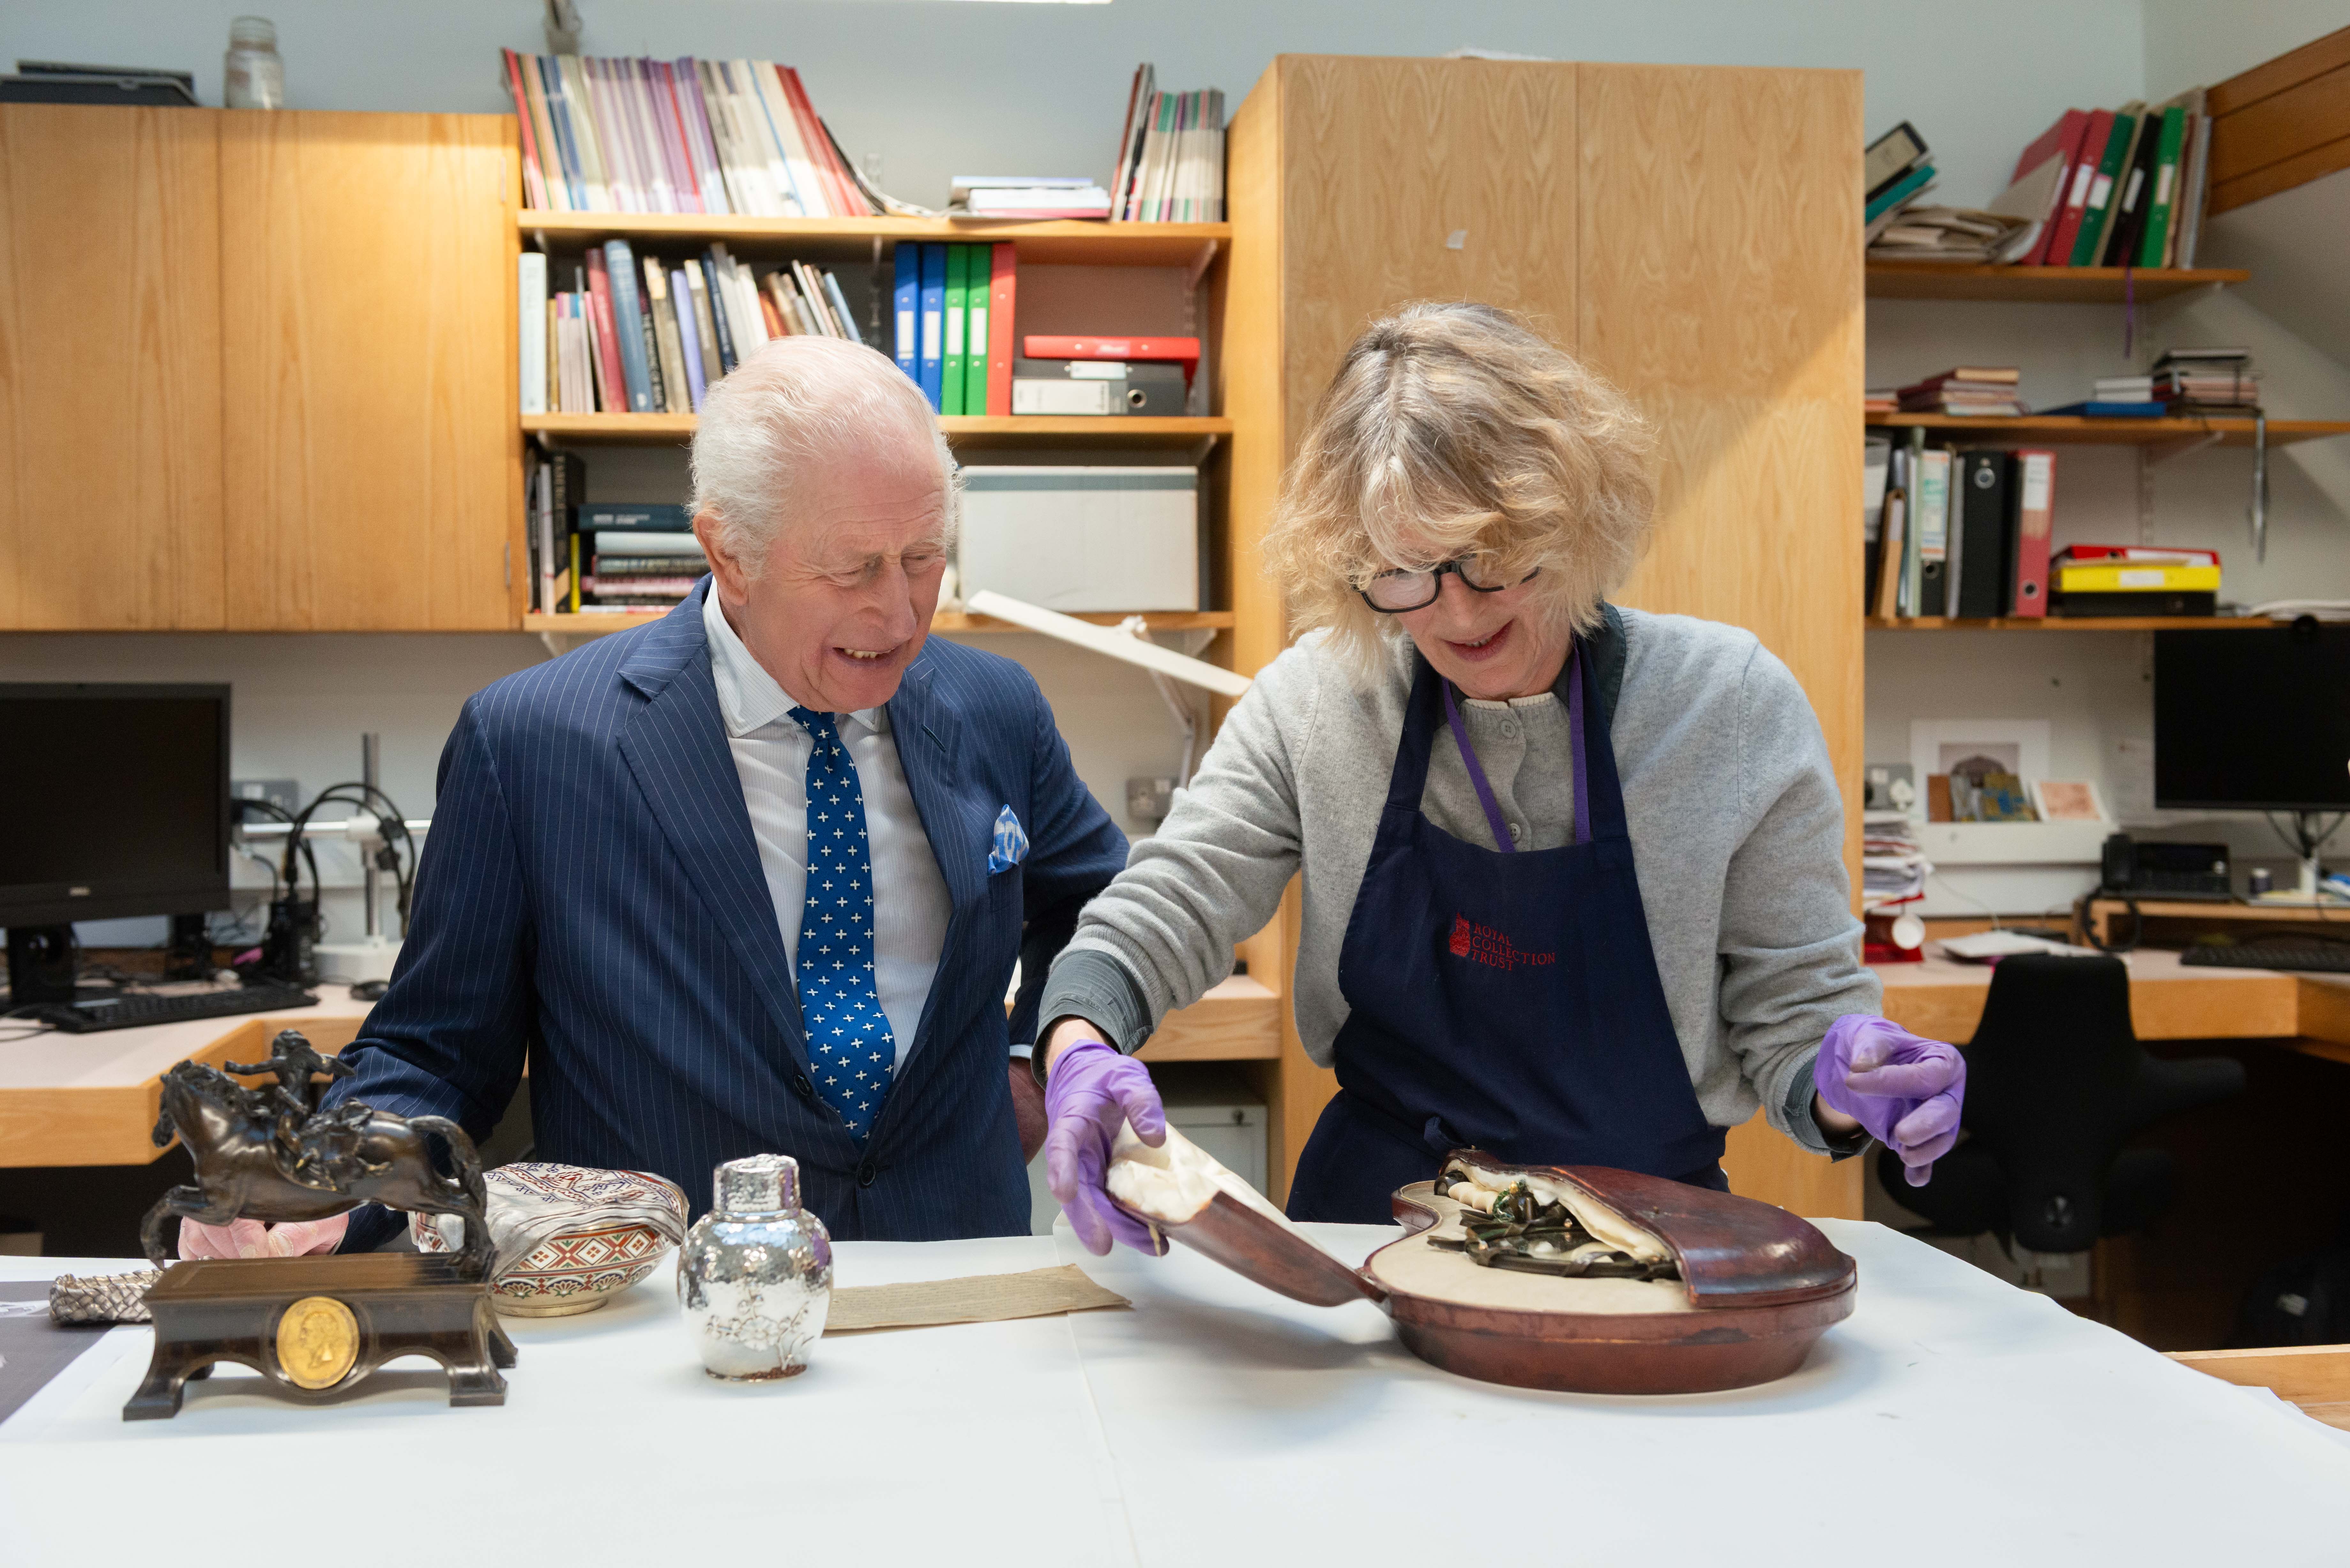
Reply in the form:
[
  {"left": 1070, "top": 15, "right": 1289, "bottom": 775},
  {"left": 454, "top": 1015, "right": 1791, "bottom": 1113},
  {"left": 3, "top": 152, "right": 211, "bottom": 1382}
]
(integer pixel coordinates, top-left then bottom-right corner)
[{"left": 1286, "top": 641, "right": 1727, "bottom": 1224}]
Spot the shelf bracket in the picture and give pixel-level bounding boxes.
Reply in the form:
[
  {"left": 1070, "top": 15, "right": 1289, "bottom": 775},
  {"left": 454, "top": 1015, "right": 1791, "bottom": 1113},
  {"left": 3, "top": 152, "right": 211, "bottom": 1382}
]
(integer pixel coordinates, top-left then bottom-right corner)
[
  {"left": 2250, "top": 411, "right": 2269, "bottom": 564},
  {"left": 1184, "top": 240, "right": 1220, "bottom": 292},
  {"left": 2144, "top": 429, "right": 2222, "bottom": 466}
]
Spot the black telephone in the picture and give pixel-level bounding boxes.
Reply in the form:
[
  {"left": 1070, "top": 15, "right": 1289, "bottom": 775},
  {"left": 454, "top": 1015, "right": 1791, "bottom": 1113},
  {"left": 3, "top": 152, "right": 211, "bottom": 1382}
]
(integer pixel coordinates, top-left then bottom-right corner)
[{"left": 2100, "top": 834, "right": 2232, "bottom": 899}]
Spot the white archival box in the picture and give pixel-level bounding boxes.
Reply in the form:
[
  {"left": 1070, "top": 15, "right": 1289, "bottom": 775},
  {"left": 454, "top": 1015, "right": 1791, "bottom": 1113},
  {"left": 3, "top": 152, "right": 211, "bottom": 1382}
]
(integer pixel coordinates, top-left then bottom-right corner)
[{"left": 958, "top": 465, "right": 1199, "bottom": 612}]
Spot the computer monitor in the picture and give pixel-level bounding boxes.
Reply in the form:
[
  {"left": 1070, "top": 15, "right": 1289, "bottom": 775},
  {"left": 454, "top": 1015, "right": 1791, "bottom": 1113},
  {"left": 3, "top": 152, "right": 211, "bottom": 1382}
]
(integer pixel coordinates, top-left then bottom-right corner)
[
  {"left": 2154, "top": 627, "right": 2350, "bottom": 812},
  {"left": 0, "top": 684, "right": 231, "bottom": 1000}
]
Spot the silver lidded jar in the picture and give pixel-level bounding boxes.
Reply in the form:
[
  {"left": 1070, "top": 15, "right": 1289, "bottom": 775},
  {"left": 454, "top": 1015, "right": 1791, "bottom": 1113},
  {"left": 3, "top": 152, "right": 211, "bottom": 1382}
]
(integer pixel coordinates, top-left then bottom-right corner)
[{"left": 678, "top": 1154, "right": 832, "bottom": 1380}]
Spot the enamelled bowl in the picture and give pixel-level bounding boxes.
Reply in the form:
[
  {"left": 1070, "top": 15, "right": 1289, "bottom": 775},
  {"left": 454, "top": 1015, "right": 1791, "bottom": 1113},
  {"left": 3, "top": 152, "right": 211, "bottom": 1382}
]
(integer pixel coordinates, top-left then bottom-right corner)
[{"left": 413, "top": 1163, "right": 689, "bottom": 1316}]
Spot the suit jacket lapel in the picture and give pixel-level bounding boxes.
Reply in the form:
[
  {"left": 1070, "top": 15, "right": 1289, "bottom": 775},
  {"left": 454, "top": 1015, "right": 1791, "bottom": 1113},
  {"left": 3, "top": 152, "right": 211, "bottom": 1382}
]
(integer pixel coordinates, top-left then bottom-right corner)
[
  {"left": 886, "top": 652, "right": 991, "bottom": 1071},
  {"left": 615, "top": 590, "right": 811, "bottom": 1078}
]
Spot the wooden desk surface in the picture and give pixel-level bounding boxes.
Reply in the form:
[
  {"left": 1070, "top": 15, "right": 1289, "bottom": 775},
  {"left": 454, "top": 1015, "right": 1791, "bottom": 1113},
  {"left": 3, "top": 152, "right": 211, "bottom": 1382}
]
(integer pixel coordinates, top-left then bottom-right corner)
[
  {"left": 1877, "top": 948, "right": 2350, "bottom": 1059},
  {"left": 0, "top": 976, "right": 1276, "bottom": 1170},
  {"left": 0, "top": 987, "right": 375, "bottom": 1169}
]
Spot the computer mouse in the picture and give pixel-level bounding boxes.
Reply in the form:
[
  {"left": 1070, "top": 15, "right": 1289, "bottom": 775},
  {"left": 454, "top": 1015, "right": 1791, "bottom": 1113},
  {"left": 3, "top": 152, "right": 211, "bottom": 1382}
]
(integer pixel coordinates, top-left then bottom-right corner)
[{"left": 349, "top": 980, "right": 389, "bottom": 1002}]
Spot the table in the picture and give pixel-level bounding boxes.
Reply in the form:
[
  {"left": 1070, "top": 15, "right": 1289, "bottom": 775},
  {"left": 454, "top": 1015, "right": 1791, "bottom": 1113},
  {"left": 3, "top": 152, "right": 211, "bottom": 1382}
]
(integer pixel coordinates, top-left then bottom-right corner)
[
  {"left": 4, "top": 1222, "right": 2347, "bottom": 1565},
  {"left": 0, "top": 979, "right": 1269, "bottom": 1169},
  {"left": 1876, "top": 948, "right": 2350, "bottom": 1063},
  {"left": 0, "top": 987, "right": 376, "bottom": 1169}
]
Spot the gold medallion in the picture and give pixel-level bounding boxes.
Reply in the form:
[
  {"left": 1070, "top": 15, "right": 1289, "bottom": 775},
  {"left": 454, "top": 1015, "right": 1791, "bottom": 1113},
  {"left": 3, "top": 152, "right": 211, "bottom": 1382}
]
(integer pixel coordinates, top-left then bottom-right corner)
[{"left": 274, "top": 1296, "right": 359, "bottom": 1390}]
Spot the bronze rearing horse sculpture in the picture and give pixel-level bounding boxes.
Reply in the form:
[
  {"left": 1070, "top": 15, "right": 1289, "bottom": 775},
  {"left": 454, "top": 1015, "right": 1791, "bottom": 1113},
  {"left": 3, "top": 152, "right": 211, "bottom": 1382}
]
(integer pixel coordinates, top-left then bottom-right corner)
[{"left": 141, "top": 1035, "right": 494, "bottom": 1277}]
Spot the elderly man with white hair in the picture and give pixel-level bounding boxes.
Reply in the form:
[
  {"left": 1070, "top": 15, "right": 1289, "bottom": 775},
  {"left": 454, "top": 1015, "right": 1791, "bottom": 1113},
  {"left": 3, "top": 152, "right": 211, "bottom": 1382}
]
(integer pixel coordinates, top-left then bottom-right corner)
[{"left": 178, "top": 337, "right": 1128, "bottom": 1258}]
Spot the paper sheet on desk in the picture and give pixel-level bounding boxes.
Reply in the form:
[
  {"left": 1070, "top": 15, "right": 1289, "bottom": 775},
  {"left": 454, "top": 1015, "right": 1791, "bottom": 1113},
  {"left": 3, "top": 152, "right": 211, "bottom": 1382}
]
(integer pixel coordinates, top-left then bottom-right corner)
[
  {"left": 0, "top": 1283, "right": 113, "bottom": 1426},
  {"left": 825, "top": 1264, "right": 1128, "bottom": 1334}
]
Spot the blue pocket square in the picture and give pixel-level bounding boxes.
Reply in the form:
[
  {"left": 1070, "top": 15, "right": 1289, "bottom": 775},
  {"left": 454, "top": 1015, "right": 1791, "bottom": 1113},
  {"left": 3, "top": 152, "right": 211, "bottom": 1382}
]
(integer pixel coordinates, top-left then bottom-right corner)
[{"left": 986, "top": 805, "right": 1029, "bottom": 875}]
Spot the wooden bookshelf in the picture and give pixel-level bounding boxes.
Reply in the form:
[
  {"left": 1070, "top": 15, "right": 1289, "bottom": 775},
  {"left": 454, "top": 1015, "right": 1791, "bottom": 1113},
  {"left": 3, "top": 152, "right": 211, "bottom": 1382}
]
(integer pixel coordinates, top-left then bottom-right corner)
[
  {"left": 1867, "top": 615, "right": 2275, "bottom": 632},
  {"left": 524, "top": 608, "right": 1237, "bottom": 638},
  {"left": 1865, "top": 262, "right": 2249, "bottom": 303},
  {"left": 522, "top": 412, "right": 1232, "bottom": 448},
  {"left": 516, "top": 212, "right": 1229, "bottom": 266},
  {"left": 1865, "top": 412, "right": 2350, "bottom": 446}
]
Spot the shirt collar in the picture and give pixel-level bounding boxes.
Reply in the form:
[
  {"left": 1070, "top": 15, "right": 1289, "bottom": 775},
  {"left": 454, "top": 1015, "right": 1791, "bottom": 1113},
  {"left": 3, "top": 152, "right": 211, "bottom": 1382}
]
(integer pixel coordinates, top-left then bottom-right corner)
[{"left": 701, "top": 588, "right": 886, "bottom": 741}]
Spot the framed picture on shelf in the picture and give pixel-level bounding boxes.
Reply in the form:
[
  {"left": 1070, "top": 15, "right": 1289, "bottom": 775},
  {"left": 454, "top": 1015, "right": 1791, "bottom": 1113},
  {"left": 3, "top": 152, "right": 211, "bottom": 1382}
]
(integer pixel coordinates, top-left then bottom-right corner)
[
  {"left": 1909, "top": 720, "right": 2052, "bottom": 801},
  {"left": 2030, "top": 780, "right": 2110, "bottom": 823}
]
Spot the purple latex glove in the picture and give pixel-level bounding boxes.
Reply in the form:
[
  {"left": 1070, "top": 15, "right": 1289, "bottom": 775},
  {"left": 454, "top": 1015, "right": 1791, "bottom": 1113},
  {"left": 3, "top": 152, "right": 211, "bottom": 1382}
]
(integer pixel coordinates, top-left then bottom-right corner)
[
  {"left": 1044, "top": 1037, "right": 1168, "bottom": 1256},
  {"left": 1814, "top": 1013, "right": 1966, "bottom": 1187}
]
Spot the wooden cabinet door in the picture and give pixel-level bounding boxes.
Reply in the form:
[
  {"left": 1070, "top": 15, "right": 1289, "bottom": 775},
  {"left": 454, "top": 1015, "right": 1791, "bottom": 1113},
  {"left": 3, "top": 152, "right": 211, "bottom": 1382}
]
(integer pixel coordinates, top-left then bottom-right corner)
[
  {"left": 221, "top": 112, "right": 518, "bottom": 630},
  {"left": 0, "top": 105, "right": 224, "bottom": 629},
  {"left": 1579, "top": 64, "right": 1865, "bottom": 1217},
  {"left": 1271, "top": 56, "right": 1581, "bottom": 453}
]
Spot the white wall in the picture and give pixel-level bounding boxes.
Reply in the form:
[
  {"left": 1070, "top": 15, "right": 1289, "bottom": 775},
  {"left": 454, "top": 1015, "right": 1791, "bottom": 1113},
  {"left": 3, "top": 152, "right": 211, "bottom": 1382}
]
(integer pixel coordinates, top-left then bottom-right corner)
[
  {"left": 1865, "top": 6, "right": 2350, "bottom": 914},
  {"left": 4, "top": 0, "right": 2145, "bottom": 208},
  {"left": 2143, "top": 0, "right": 2350, "bottom": 101},
  {"left": 13, "top": 0, "right": 2344, "bottom": 929}
]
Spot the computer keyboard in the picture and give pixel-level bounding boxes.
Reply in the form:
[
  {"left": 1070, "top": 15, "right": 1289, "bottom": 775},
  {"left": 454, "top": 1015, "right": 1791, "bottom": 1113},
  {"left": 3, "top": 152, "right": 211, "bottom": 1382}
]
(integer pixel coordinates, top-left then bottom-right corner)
[
  {"left": 18, "top": 982, "right": 319, "bottom": 1034},
  {"left": 2181, "top": 937, "right": 2350, "bottom": 974}
]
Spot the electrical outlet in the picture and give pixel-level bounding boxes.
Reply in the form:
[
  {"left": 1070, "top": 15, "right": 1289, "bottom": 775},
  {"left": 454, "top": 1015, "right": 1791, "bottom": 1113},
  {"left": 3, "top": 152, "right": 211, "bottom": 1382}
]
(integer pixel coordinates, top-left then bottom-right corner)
[
  {"left": 1126, "top": 777, "right": 1177, "bottom": 824},
  {"left": 233, "top": 778, "right": 302, "bottom": 814}
]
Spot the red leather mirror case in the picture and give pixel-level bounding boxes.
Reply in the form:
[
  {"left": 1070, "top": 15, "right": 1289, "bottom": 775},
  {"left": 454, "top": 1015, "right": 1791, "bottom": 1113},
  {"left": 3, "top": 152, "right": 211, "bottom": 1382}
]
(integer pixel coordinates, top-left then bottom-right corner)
[{"left": 1123, "top": 1153, "right": 1855, "bottom": 1396}]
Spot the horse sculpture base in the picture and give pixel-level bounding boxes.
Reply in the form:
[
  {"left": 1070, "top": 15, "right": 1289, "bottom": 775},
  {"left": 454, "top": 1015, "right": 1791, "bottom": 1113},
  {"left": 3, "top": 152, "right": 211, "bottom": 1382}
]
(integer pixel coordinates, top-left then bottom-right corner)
[{"left": 125, "top": 1254, "right": 517, "bottom": 1421}]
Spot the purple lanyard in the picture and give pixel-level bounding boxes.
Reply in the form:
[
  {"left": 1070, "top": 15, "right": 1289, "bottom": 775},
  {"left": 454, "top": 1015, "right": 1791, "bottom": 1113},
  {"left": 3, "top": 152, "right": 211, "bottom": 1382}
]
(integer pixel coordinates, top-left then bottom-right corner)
[{"left": 1438, "top": 642, "right": 1588, "bottom": 852}]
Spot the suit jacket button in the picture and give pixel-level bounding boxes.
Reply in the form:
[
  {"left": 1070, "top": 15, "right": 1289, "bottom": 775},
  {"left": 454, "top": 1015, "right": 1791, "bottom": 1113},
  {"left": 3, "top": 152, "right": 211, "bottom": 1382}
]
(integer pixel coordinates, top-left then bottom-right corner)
[
  {"left": 855, "top": 1161, "right": 877, "bottom": 1188},
  {"left": 792, "top": 1074, "right": 814, "bottom": 1100}
]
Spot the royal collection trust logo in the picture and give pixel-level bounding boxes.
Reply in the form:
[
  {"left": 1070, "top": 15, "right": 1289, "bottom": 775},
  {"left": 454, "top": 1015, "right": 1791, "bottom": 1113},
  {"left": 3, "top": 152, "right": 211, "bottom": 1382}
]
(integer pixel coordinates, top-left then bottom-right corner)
[{"left": 1448, "top": 915, "right": 1556, "bottom": 971}]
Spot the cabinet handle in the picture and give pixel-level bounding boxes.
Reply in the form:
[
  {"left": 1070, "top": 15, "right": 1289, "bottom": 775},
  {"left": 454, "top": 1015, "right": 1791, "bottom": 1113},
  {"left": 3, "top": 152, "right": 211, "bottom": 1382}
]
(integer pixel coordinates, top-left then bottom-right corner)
[{"left": 504, "top": 540, "right": 512, "bottom": 589}]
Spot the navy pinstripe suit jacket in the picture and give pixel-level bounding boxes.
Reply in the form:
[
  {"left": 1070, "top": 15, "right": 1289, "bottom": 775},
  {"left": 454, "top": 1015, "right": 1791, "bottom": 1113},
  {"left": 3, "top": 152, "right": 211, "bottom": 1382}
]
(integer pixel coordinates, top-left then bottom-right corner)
[{"left": 330, "top": 581, "right": 1126, "bottom": 1243}]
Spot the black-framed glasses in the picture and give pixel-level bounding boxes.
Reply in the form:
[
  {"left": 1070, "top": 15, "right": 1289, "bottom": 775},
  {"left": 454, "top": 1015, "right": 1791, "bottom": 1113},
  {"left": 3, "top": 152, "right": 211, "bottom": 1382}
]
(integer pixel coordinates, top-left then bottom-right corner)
[{"left": 1356, "top": 554, "right": 1538, "bottom": 613}]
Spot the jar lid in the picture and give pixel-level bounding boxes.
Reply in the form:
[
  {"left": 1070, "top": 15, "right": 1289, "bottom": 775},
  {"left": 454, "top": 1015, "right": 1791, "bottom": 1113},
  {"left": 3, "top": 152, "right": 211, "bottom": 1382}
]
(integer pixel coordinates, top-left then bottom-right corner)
[
  {"left": 229, "top": 16, "right": 277, "bottom": 46},
  {"left": 713, "top": 1154, "right": 800, "bottom": 1216}
]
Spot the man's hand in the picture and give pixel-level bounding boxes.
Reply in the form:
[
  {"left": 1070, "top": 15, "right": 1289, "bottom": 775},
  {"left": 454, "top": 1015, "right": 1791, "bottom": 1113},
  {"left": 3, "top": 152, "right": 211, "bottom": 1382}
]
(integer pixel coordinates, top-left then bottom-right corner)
[
  {"left": 1010, "top": 1060, "right": 1049, "bottom": 1162},
  {"left": 1813, "top": 1014, "right": 1966, "bottom": 1186},
  {"left": 178, "top": 1212, "right": 350, "bottom": 1260},
  {"left": 1041, "top": 1021, "right": 1166, "bottom": 1256}
]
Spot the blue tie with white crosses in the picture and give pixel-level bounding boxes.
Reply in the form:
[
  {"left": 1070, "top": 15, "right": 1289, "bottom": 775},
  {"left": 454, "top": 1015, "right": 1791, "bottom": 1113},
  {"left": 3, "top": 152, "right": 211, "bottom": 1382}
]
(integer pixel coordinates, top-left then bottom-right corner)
[{"left": 790, "top": 707, "right": 895, "bottom": 1142}]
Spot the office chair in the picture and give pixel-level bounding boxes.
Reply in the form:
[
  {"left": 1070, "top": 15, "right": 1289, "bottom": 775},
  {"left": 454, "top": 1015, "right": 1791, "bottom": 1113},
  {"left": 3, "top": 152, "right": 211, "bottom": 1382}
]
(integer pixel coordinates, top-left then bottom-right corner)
[{"left": 1883, "top": 954, "right": 2245, "bottom": 1255}]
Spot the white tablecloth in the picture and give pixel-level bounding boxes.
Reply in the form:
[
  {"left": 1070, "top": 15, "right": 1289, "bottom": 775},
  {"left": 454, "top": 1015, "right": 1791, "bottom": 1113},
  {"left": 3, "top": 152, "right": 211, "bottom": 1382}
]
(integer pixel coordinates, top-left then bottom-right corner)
[{"left": 5, "top": 1220, "right": 2347, "bottom": 1566}]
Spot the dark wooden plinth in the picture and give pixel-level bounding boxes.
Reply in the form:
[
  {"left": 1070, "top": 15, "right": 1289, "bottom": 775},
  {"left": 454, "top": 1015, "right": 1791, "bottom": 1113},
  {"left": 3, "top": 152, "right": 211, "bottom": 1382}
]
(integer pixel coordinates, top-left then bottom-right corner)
[{"left": 125, "top": 1254, "right": 517, "bottom": 1420}]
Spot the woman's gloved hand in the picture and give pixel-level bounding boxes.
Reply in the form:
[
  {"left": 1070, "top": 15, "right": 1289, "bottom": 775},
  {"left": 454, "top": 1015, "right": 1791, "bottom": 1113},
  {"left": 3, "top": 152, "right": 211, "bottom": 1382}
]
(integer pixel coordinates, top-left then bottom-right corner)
[
  {"left": 1814, "top": 1014, "right": 1966, "bottom": 1186},
  {"left": 1043, "top": 1034, "right": 1168, "bottom": 1256},
  {"left": 178, "top": 1212, "right": 350, "bottom": 1259}
]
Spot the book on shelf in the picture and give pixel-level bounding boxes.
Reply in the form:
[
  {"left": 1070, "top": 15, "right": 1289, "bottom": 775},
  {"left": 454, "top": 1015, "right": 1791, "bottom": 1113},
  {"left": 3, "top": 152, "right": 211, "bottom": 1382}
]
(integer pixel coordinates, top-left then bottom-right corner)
[
  {"left": 1865, "top": 122, "right": 1929, "bottom": 201},
  {"left": 948, "top": 175, "right": 1113, "bottom": 220},
  {"left": 526, "top": 451, "right": 586, "bottom": 614},
  {"left": 1865, "top": 89, "right": 2217, "bottom": 269},
  {"left": 2056, "top": 543, "right": 2218, "bottom": 567},
  {"left": 1870, "top": 487, "right": 1907, "bottom": 620},
  {"left": 2035, "top": 400, "right": 2168, "bottom": 417},
  {"left": 943, "top": 245, "right": 971, "bottom": 416},
  {"left": 2052, "top": 544, "right": 2221, "bottom": 616},
  {"left": 2151, "top": 348, "right": 2259, "bottom": 411},
  {"left": 520, "top": 253, "right": 549, "bottom": 415},
  {"left": 2010, "top": 450, "right": 2055, "bottom": 617},
  {"left": 881, "top": 242, "right": 1014, "bottom": 414},
  {"left": 1864, "top": 442, "right": 2057, "bottom": 619},
  {"left": 1996, "top": 87, "right": 2213, "bottom": 267},
  {"left": 1108, "top": 66, "right": 1226, "bottom": 221},
  {"left": 2097, "top": 104, "right": 2163, "bottom": 266},
  {"left": 1949, "top": 450, "right": 2011, "bottom": 618},
  {"left": 1912, "top": 445, "right": 1950, "bottom": 616},
  {"left": 534, "top": 239, "right": 863, "bottom": 414},
  {"left": 502, "top": 49, "right": 898, "bottom": 217},
  {"left": 1898, "top": 366, "right": 2026, "bottom": 417},
  {"left": 2001, "top": 110, "right": 2088, "bottom": 265},
  {"left": 2065, "top": 105, "right": 2131, "bottom": 265},
  {"left": 1869, "top": 206, "right": 2032, "bottom": 262}
]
